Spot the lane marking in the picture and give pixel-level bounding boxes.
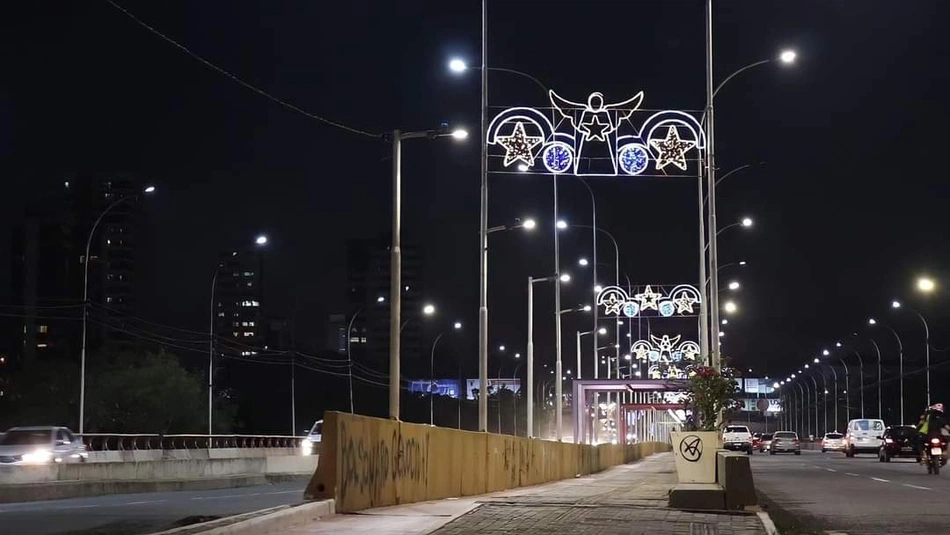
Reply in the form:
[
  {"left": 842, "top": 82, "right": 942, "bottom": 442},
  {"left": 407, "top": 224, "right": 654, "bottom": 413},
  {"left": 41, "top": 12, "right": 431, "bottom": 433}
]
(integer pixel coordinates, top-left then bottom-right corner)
[
  {"left": 903, "top": 484, "right": 932, "bottom": 490},
  {"left": 871, "top": 477, "right": 890, "bottom": 483},
  {"left": 191, "top": 492, "right": 261, "bottom": 501},
  {"left": 845, "top": 473, "right": 859, "bottom": 477},
  {"left": 260, "top": 490, "right": 301, "bottom": 496},
  {"left": 53, "top": 504, "right": 101, "bottom": 510},
  {"left": 825, "top": 468, "right": 837, "bottom": 472},
  {"left": 124, "top": 500, "right": 167, "bottom": 506}
]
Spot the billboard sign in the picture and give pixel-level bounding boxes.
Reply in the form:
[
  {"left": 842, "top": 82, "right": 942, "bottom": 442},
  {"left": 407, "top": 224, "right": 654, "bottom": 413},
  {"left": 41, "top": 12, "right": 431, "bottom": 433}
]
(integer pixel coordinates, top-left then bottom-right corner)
[
  {"left": 465, "top": 378, "right": 521, "bottom": 400},
  {"left": 408, "top": 379, "right": 462, "bottom": 398}
]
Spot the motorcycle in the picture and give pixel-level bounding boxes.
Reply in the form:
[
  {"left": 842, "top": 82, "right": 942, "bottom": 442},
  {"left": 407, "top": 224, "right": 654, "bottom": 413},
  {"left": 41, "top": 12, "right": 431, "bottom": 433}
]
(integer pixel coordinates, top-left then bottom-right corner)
[{"left": 924, "top": 437, "right": 947, "bottom": 475}]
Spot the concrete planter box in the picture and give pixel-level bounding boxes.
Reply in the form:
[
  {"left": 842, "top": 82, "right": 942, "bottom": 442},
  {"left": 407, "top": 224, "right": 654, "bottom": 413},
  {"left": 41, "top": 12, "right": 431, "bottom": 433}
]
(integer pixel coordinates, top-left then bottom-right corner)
[{"left": 670, "top": 431, "right": 719, "bottom": 483}]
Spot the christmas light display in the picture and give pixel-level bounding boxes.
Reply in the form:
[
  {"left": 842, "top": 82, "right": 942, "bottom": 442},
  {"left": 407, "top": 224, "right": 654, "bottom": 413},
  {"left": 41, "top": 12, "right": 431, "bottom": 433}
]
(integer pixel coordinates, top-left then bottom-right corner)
[
  {"left": 596, "top": 284, "right": 702, "bottom": 318},
  {"left": 486, "top": 91, "right": 704, "bottom": 177},
  {"left": 630, "top": 334, "right": 700, "bottom": 380}
]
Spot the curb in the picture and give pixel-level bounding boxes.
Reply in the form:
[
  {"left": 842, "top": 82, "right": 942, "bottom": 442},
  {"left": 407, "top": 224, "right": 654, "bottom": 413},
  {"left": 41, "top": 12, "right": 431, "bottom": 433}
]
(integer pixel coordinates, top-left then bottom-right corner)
[
  {"left": 756, "top": 511, "right": 780, "bottom": 535},
  {"left": 150, "top": 500, "right": 335, "bottom": 535}
]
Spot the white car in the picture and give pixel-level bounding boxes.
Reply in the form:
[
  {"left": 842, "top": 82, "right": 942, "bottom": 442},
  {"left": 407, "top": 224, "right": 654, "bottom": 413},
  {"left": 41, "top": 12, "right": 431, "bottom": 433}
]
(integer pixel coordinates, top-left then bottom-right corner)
[
  {"left": 301, "top": 419, "right": 323, "bottom": 456},
  {"left": 844, "top": 419, "right": 886, "bottom": 457},
  {"left": 722, "top": 425, "right": 754, "bottom": 454},
  {"left": 0, "top": 426, "right": 88, "bottom": 465}
]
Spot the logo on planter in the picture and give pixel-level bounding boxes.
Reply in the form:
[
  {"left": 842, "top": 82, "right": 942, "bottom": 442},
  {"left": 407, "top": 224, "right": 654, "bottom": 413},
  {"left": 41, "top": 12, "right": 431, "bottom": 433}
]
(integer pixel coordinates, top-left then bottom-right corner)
[{"left": 679, "top": 434, "right": 703, "bottom": 462}]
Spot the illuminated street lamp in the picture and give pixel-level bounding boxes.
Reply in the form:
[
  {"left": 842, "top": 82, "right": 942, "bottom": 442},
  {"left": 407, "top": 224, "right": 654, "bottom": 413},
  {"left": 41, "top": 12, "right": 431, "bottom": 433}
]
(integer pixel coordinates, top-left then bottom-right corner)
[
  {"left": 723, "top": 301, "right": 738, "bottom": 314},
  {"left": 780, "top": 49, "right": 797, "bottom": 64},
  {"left": 389, "top": 127, "right": 467, "bottom": 422},
  {"left": 556, "top": 220, "right": 568, "bottom": 230},
  {"left": 80, "top": 184, "right": 156, "bottom": 435},
  {"left": 727, "top": 281, "right": 740, "bottom": 291},
  {"left": 918, "top": 277, "right": 936, "bottom": 293},
  {"left": 423, "top": 304, "right": 436, "bottom": 316}
]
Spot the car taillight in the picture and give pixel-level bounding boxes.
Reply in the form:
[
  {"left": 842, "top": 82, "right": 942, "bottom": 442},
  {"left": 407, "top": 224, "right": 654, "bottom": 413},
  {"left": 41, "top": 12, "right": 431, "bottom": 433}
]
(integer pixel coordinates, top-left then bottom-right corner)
[
  {"left": 931, "top": 438, "right": 942, "bottom": 445},
  {"left": 885, "top": 438, "right": 894, "bottom": 444}
]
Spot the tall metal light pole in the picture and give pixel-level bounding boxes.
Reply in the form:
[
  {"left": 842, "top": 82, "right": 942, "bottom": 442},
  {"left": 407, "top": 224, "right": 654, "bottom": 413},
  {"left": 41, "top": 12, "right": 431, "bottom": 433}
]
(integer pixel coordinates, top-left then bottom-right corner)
[
  {"left": 208, "top": 267, "right": 220, "bottom": 436},
  {"left": 892, "top": 300, "right": 931, "bottom": 407},
  {"left": 477, "top": 0, "right": 490, "bottom": 433},
  {"left": 79, "top": 185, "right": 155, "bottom": 435},
  {"left": 527, "top": 275, "right": 562, "bottom": 437},
  {"left": 429, "top": 321, "right": 463, "bottom": 426},
  {"left": 345, "top": 307, "right": 365, "bottom": 414},
  {"left": 869, "top": 318, "right": 904, "bottom": 423},
  {"left": 390, "top": 128, "right": 466, "bottom": 421}
]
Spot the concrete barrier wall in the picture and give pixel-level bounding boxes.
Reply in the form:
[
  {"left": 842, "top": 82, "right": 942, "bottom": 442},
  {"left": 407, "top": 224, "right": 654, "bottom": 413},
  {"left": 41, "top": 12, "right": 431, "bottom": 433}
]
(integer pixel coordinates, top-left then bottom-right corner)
[
  {"left": 86, "top": 447, "right": 301, "bottom": 463},
  {"left": 0, "top": 455, "right": 317, "bottom": 487},
  {"left": 304, "top": 411, "right": 670, "bottom": 512}
]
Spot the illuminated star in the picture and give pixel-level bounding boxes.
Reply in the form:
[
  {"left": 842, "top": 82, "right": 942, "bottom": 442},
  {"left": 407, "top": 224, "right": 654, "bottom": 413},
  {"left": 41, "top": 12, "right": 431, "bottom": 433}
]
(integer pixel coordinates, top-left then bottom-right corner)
[
  {"left": 602, "top": 293, "right": 624, "bottom": 315},
  {"left": 634, "top": 285, "right": 662, "bottom": 311},
  {"left": 496, "top": 121, "right": 542, "bottom": 167},
  {"left": 632, "top": 343, "right": 651, "bottom": 362},
  {"left": 649, "top": 126, "right": 695, "bottom": 171},
  {"left": 578, "top": 116, "right": 611, "bottom": 141},
  {"left": 673, "top": 294, "right": 698, "bottom": 314}
]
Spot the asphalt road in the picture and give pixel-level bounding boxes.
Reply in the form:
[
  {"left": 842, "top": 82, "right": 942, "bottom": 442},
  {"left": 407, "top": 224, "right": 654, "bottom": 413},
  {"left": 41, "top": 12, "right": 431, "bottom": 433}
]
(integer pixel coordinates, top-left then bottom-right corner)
[
  {"left": 752, "top": 449, "right": 950, "bottom": 534},
  {"left": 0, "top": 480, "right": 308, "bottom": 535}
]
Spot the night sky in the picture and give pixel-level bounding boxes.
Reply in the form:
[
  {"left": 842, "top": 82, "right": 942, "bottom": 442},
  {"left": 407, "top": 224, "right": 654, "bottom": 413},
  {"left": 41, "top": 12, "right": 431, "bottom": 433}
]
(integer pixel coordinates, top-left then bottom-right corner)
[{"left": 2, "top": 1, "right": 950, "bottom": 403}]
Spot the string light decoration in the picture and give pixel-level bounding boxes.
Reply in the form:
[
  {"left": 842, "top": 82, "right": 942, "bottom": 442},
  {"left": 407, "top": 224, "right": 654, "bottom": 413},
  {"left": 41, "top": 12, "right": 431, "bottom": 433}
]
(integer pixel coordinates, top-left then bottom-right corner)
[
  {"left": 618, "top": 143, "right": 649, "bottom": 175},
  {"left": 496, "top": 121, "right": 542, "bottom": 167},
  {"left": 649, "top": 126, "right": 695, "bottom": 171},
  {"left": 630, "top": 334, "right": 700, "bottom": 379},
  {"left": 486, "top": 91, "right": 704, "bottom": 177},
  {"left": 634, "top": 285, "right": 662, "bottom": 311},
  {"left": 596, "top": 284, "right": 701, "bottom": 318}
]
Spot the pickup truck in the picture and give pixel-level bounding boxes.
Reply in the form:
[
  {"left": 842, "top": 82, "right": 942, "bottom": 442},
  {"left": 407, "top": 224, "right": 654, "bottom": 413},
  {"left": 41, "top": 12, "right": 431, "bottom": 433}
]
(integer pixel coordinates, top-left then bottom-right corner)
[{"left": 722, "top": 425, "right": 754, "bottom": 454}]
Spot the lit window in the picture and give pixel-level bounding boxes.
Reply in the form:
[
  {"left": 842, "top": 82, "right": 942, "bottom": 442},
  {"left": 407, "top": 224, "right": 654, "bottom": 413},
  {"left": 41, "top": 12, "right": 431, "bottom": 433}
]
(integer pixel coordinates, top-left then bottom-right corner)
[
  {"left": 244, "top": 271, "right": 254, "bottom": 277},
  {"left": 37, "top": 343, "right": 48, "bottom": 349},
  {"left": 243, "top": 331, "right": 254, "bottom": 337},
  {"left": 38, "top": 325, "right": 48, "bottom": 334},
  {"left": 241, "top": 322, "right": 248, "bottom": 327},
  {"left": 247, "top": 321, "right": 255, "bottom": 327},
  {"left": 107, "top": 239, "right": 111, "bottom": 246},
  {"left": 251, "top": 301, "right": 259, "bottom": 307},
  {"left": 218, "top": 312, "right": 225, "bottom": 317},
  {"left": 251, "top": 351, "right": 258, "bottom": 355},
  {"left": 106, "top": 297, "right": 113, "bottom": 303},
  {"left": 22, "top": 326, "right": 26, "bottom": 334},
  {"left": 233, "top": 332, "right": 239, "bottom": 337},
  {"left": 233, "top": 322, "right": 240, "bottom": 327},
  {"left": 241, "top": 351, "right": 251, "bottom": 356},
  {"left": 246, "top": 282, "right": 253, "bottom": 287}
]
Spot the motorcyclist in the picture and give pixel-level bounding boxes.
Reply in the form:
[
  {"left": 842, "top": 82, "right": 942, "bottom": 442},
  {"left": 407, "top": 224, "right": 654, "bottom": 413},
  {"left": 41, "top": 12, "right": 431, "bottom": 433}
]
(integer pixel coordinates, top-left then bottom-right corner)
[{"left": 917, "top": 403, "right": 950, "bottom": 463}]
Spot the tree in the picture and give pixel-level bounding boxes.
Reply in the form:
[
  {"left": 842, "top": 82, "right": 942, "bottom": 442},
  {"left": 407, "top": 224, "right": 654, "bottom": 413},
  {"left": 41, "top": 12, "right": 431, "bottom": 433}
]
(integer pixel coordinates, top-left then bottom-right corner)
[{"left": 86, "top": 348, "right": 235, "bottom": 434}]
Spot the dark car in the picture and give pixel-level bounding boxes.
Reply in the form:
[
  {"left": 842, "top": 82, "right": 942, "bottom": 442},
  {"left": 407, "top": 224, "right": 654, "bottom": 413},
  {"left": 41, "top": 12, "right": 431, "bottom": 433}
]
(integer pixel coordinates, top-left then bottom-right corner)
[{"left": 879, "top": 425, "right": 920, "bottom": 462}]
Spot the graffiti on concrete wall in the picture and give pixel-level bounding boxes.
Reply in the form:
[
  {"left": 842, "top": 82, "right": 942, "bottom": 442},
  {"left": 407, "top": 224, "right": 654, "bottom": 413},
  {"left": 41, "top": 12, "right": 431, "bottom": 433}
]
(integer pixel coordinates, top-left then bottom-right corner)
[{"left": 339, "top": 421, "right": 429, "bottom": 508}]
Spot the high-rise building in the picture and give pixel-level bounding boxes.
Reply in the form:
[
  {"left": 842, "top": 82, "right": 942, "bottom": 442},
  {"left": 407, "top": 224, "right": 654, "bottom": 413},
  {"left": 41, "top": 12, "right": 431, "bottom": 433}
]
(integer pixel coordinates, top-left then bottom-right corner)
[
  {"left": 3, "top": 175, "right": 147, "bottom": 368},
  {"left": 213, "top": 247, "right": 264, "bottom": 357},
  {"left": 344, "top": 237, "right": 423, "bottom": 371}
]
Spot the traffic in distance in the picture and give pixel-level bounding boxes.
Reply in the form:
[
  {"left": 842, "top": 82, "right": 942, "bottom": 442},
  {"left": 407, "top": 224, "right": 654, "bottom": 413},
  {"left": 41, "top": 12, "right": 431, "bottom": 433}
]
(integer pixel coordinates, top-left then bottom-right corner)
[{"left": 739, "top": 404, "right": 950, "bottom": 476}]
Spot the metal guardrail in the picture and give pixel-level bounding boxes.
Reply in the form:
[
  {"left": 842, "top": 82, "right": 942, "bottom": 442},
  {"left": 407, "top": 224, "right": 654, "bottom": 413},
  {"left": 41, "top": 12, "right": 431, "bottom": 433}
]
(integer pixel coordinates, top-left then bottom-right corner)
[{"left": 78, "top": 433, "right": 305, "bottom": 451}]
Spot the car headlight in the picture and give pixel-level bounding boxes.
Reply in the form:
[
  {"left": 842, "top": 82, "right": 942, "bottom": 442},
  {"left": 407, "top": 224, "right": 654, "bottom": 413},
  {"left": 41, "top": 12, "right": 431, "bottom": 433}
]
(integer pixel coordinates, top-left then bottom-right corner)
[{"left": 21, "top": 449, "right": 53, "bottom": 464}]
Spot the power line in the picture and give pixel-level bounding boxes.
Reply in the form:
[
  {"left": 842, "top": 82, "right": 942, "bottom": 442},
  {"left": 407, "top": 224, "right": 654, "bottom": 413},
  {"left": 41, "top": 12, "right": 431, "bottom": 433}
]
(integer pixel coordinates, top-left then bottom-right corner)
[{"left": 104, "top": 0, "right": 380, "bottom": 138}]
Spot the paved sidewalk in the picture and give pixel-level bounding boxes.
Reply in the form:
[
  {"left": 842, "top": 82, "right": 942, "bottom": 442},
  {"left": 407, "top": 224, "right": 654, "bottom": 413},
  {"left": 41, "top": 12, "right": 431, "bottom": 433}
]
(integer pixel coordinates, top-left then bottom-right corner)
[{"left": 291, "top": 452, "right": 767, "bottom": 535}]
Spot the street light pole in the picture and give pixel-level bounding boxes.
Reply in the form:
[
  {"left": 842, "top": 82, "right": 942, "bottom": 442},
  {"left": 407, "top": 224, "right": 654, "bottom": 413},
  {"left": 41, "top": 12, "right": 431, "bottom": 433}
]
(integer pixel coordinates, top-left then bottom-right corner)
[
  {"left": 872, "top": 320, "right": 905, "bottom": 423},
  {"left": 345, "top": 309, "right": 364, "bottom": 414},
  {"left": 527, "top": 277, "right": 534, "bottom": 437},
  {"left": 390, "top": 129, "right": 464, "bottom": 421},
  {"left": 430, "top": 332, "right": 446, "bottom": 426},
  {"left": 703, "top": 0, "right": 721, "bottom": 371},
  {"left": 208, "top": 267, "right": 220, "bottom": 436},
  {"left": 895, "top": 303, "right": 931, "bottom": 407},
  {"left": 79, "top": 187, "right": 154, "bottom": 435},
  {"left": 476, "top": 0, "right": 490, "bottom": 434}
]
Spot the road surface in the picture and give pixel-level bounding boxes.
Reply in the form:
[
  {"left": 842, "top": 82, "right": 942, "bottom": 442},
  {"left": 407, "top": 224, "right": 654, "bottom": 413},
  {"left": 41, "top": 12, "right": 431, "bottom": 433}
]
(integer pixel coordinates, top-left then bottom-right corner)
[
  {"left": 752, "top": 449, "right": 949, "bottom": 534},
  {"left": 0, "top": 480, "right": 307, "bottom": 535}
]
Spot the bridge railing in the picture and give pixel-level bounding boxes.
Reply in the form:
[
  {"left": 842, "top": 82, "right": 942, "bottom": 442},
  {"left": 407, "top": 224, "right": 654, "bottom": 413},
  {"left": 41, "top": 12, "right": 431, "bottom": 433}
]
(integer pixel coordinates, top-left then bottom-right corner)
[{"left": 78, "top": 433, "right": 305, "bottom": 451}]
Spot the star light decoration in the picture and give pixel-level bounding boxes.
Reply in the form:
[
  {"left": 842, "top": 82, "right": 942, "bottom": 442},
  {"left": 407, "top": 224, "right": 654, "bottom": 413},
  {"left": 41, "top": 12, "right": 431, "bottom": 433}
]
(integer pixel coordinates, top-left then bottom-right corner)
[
  {"left": 496, "top": 121, "right": 542, "bottom": 167},
  {"left": 634, "top": 285, "right": 662, "bottom": 311},
  {"left": 649, "top": 126, "right": 695, "bottom": 171}
]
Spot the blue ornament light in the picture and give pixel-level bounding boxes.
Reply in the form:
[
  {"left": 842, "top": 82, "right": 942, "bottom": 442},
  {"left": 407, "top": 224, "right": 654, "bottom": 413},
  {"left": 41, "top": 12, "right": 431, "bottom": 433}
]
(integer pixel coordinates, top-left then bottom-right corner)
[
  {"left": 658, "top": 301, "right": 675, "bottom": 317},
  {"left": 618, "top": 143, "right": 649, "bottom": 175},
  {"left": 622, "top": 301, "right": 640, "bottom": 318},
  {"left": 542, "top": 142, "right": 573, "bottom": 174}
]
